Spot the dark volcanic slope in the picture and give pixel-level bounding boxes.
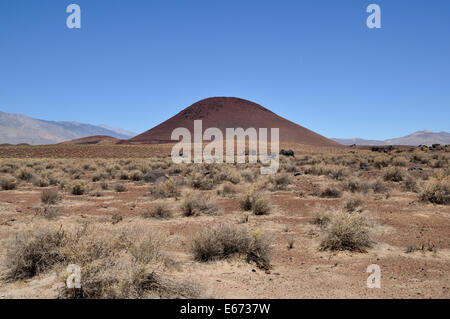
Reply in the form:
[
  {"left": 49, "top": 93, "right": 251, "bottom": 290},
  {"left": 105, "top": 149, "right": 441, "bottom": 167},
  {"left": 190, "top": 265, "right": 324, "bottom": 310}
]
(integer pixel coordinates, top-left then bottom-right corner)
[{"left": 123, "top": 97, "right": 340, "bottom": 147}]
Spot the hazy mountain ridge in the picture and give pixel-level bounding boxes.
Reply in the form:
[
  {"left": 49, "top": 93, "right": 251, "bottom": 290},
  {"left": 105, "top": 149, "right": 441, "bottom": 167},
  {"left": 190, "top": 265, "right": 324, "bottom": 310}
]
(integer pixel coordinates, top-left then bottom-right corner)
[
  {"left": 333, "top": 130, "right": 450, "bottom": 146},
  {"left": 0, "top": 111, "right": 135, "bottom": 145}
]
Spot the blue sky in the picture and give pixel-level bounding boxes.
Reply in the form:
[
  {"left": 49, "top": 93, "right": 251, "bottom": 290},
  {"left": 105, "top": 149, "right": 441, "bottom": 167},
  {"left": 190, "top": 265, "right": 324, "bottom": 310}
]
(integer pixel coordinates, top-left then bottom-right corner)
[{"left": 0, "top": 0, "right": 449, "bottom": 139}]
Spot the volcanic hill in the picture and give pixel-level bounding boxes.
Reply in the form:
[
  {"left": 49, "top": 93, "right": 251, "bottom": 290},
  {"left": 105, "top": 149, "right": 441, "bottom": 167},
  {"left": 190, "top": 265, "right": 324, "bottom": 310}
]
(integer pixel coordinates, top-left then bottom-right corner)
[{"left": 121, "top": 97, "right": 340, "bottom": 147}]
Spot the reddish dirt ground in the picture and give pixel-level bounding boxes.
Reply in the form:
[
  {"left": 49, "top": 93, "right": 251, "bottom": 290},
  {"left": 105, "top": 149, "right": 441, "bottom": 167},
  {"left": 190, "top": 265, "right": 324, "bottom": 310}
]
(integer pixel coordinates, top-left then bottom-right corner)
[{"left": 0, "top": 144, "right": 448, "bottom": 299}]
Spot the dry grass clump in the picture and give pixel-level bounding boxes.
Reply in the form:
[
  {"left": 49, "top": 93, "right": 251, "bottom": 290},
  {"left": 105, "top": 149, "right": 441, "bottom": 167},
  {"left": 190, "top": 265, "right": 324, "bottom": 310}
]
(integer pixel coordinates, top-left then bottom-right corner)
[
  {"left": 311, "top": 209, "right": 330, "bottom": 226},
  {"left": 4, "top": 225, "right": 67, "bottom": 280},
  {"left": 370, "top": 178, "right": 388, "bottom": 193},
  {"left": 419, "top": 178, "right": 449, "bottom": 205},
  {"left": 252, "top": 195, "right": 271, "bottom": 215},
  {"left": 92, "top": 172, "right": 108, "bottom": 182},
  {"left": 269, "top": 172, "right": 291, "bottom": 190},
  {"left": 148, "top": 179, "right": 180, "bottom": 199},
  {"left": 383, "top": 166, "right": 404, "bottom": 182},
  {"left": 2, "top": 220, "right": 199, "bottom": 298},
  {"left": 343, "top": 194, "right": 364, "bottom": 212},
  {"left": 342, "top": 177, "right": 371, "bottom": 194},
  {"left": 227, "top": 171, "right": 241, "bottom": 184},
  {"left": 17, "top": 167, "right": 35, "bottom": 181},
  {"left": 391, "top": 156, "right": 408, "bottom": 167},
  {"left": 100, "top": 181, "right": 109, "bottom": 190},
  {"left": 0, "top": 175, "right": 17, "bottom": 190},
  {"left": 40, "top": 206, "right": 61, "bottom": 219},
  {"left": 191, "top": 223, "right": 271, "bottom": 269},
  {"left": 241, "top": 169, "right": 257, "bottom": 183},
  {"left": 142, "top": 202, "right": 173, "bottom": 219},
  {"left": 319, "top": 183, "right": 342, "bottom": 198},
  {"left": 189, "top": 172, "right": 215, "bottom": 190},
  {"left": 217, "top": 182, "right": 238, "bottom": 197},
  {"left": 181, "top": 193, "right": 223, "bottom": 216},
  {"left": 58, "top": 224, "right": 199, "bottom": 299},
  {"left": 304, "top": 164, "right": 348, "bottom": 181},
  {"left": 239, "top": 191, "right": 271, "bottom": 215},
  {"left": 114, "top": 183, "right": 128, "bottom": 193},
  {"left": 129, "top": 170, "right": 143, "bottom": 181},
  {"left": 318, "top": 211, "right": 373, "bottom": 252},
  {"left": 41, "top": 189, "right": 60, "bottom": 205},
  {"left": 32, "top": 175, "right": 50, "bottom": 187},
  {"left": 403, "top": 174, "right": 418, "bottom": 192},
  {"left": 70, "top": 181, "right": 86, "bottom": 195}
]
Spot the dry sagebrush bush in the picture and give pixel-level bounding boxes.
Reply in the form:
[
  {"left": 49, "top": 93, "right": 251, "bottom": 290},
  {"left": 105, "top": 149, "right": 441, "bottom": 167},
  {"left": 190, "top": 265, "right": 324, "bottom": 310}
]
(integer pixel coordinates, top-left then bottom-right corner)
[
  {"left": 342, "top": 177, "right": 371, "bottom": 194},
  {"left": 319, "top": 183, "right": 343, "bottom": 198},
  {"left": 403, "top": 174, "right": 418, "bottom": 192},
  {"left": 189, "top": 172, "right": 215, "bottom": 190},
  {"left": 142, "top": 202, "right": 173, "bottom": 219},
  {"left": 181, "top": 192, "right": 223, "bottom": 216},
  {"left": 371, "top": 178, "right": 388, "bottom": 193},
  {"left": 239, "top": 191, "right": 271, "bottom": 214},
  {"left": 114, "top": 183, "right": 128, "bottom": 192},
  {"left": 383, "top": 166, "right": 404, "bottom": 182},
  {"left": 70, "top": 181, "right": 86, "bottom": 195},
  {"left": 17, "top": 167, "right": 35, "bottom": 181},
  {"left": 4, "top": 225, "right": 67, "bottom": 280},
  {"left": 41, "top": 189, "right": 60, "bottom": 205},
  {"left": 217, "top": 181, "right": 238, "bottom": 197},
  {"left": 59, "top": 223, "right": 199, "bottom": 299},
  {"left": 0, "top": 175, "right": 17, "bottom": 190},
  {"left": 269, "top": 172, "right": 291, "bottom": 190},
  {"left": 148, "top": 179, "right": 180, "bottom": 199},
  {"left": 343, "top": 194, "right": 364, "bottom": 212},
  {"left": 319, "top": 211, "right": 373, "bottom": 252},
  {"left": 191, "top": 223, "right": 271, "bottom": 269},
  {"left": 419, "top": 178, "right": 449, "bottom": 205}
]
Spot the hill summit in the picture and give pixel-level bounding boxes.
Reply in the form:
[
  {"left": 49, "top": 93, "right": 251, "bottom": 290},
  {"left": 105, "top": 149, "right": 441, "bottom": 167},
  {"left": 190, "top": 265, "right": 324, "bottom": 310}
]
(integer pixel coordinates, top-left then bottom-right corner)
[{"left": 122, "top": 97, "right": 340, "bottom": 147}]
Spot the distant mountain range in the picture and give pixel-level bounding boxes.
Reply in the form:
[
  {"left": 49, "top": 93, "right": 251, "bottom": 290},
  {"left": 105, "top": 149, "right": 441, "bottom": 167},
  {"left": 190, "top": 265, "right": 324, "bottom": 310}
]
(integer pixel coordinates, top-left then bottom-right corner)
[
  {"left": 0, "top": 111, "right": 135, "bottom": 145},
  {"left": 333, "top": 130, "right": 450, "bottom": 146},
  {"left": 1, "top": 109, "right": 448, "bottom": 147}
]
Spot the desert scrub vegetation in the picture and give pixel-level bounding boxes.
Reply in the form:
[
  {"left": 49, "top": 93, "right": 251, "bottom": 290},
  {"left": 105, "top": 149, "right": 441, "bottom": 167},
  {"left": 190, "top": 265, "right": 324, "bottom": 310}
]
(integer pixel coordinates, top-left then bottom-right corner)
[
  {"left": 191, "top": 223, "right": 271, "bottom": 269},
  {"left": 17, "top": 167, "right": 35, "bottom": 181},
  {"left": 403, "top": 174, "right": 418, "bottom": 192},
  {"left": 189, "top": 172, "right": 214, "bottom": 190},
  {"left": 383, "top": 166, "right": 404, "bottom": 182},
  {"left": 3, "top": 222, "right": 199, "bottom": 298},
  {"left": 70, "top": 181, "right": 86, "bottom": 195},
  {"left": 268, "top": 172, "right": 291, "bottom": 190},
  {"left": 0, "top": 175, "right": 17, "bottom": 190},
  {"left": 304, "top": 164, "right": 349, "bottom": 181},
  {"left": 239, "top": 191, "right": 271, "bottom": 215},
  {"left": 142, "top": 202, "right": 173, "bottom": 219},
  {"left": 342, "top": 177, "right": 371, "bottom": 194},
  {"left": 419, "top": 178, "right": 449, "bottom": 205},
  {"left": 181, "top": 192, "right": 223, "bottom": 216},
  {"left": 41, "top": 189, "right": 60, "bottom": 205},
  {"left": 343, "top": 194, "right": 364, "bottom": 212},
  {"left": 4, "top": 225, "right": 68, "bottom": 280},
  {"left": 148, "top": 179, "right": 180, "bottom": 199},
  {"left": 318, "top": 211, "right": 373, "bottom": 252},
  {"left": 217, "top": 182, "right": 238, "bottom": 197},
  {"left": 114, "top": 183, "right": 128, "bottom": 192},
  {"left": 319, "top": 183, "right": 342, "bottom": 198}
]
